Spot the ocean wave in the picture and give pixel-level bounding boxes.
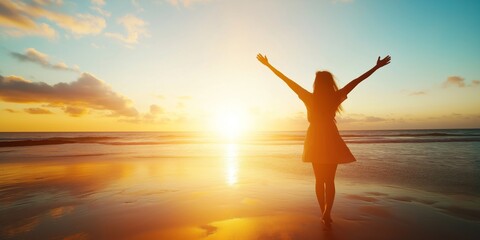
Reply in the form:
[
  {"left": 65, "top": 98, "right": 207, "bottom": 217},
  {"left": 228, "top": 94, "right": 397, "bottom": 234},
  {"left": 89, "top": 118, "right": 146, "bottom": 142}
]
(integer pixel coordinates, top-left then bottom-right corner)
[
  {"left": 345, "top": 138, "right": 480, "bottom": 144},
  {"left": 1, "top": 130, "right": 480, "bottom": 148},
  {"left": 0, "top": 137, "right": 117, "bottom": 147},
  {"left": 342, "top": 132, "right": 480, "bottom": 137},
  {"left": 1, "top": 136, "right": 480, "bottom": 148}
]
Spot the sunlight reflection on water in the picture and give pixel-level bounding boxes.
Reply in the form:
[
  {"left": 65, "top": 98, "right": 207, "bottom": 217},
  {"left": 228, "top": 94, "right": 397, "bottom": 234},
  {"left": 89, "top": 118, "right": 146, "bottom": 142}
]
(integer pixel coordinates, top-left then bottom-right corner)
[{"left": 225, "top": 143, "right": 238, "bottom": 186}]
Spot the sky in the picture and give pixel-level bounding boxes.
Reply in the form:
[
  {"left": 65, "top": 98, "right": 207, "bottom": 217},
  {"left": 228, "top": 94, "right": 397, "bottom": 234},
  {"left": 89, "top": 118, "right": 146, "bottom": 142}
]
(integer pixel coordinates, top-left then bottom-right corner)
[{"left": 0, "top": 0, "right": 479, "bottom": 132}]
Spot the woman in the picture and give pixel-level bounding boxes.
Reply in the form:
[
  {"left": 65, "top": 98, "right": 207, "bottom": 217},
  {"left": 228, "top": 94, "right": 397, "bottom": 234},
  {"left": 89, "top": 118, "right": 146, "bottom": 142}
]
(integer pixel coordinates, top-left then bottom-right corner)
[{"left": 257, "top": 53, "right": 391, "bottom": 226}]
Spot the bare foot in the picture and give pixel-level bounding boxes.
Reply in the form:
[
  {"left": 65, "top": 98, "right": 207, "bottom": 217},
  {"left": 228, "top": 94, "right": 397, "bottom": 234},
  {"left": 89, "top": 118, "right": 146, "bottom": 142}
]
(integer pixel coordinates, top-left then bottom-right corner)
[
  {"left": 322, "top": 218, "right": 332, "bottom": 231},
  {"left": 322, "top": 215, "right": 333, "bottom": 223}
]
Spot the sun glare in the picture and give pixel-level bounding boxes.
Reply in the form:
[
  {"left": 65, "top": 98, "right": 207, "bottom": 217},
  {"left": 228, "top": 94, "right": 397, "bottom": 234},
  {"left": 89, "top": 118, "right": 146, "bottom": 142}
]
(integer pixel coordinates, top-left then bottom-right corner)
[
  {"left": 225, "top": 143, "right": 238, "bottom": 186},
  {"left": 214, "top": 109, "right": 250, "bottom": 140}
]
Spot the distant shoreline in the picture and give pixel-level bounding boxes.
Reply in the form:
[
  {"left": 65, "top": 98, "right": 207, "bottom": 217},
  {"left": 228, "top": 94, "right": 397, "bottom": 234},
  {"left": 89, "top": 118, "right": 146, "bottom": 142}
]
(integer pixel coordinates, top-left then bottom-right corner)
[
  {"left": 1, "top": 129, "right": 480, "bottom": 147},
  {"left": 0, "top": 128, "right": 479, "bottom": 133}
]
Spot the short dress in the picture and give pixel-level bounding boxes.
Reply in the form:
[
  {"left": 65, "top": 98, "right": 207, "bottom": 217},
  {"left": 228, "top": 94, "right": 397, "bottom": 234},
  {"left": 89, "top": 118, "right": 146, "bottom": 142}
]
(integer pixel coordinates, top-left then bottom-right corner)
[{"left": 298, "top": 88, "right": 356, "bottom": 165}]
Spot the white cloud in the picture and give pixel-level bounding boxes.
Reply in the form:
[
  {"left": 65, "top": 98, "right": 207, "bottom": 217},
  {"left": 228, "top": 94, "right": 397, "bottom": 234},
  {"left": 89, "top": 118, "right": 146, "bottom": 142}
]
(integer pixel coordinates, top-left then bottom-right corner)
[
  {"left": 90, "top": 0, "right": 111, "bottom": 17},
  {"left": 105, "top": 14, "right": 147, "bottom": 45},
  {"left": 166, "top": 0, "right": 210, "bottom": 7},
  {"left": 91, "top": 0, "right": 105, "bottom": 6}
]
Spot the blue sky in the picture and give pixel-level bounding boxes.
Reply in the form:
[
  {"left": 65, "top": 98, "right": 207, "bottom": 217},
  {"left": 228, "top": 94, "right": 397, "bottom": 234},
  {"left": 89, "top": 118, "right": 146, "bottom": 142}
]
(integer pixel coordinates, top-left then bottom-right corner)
[{"left": 1, "top": 0, "right": 479, "bottom": 131}]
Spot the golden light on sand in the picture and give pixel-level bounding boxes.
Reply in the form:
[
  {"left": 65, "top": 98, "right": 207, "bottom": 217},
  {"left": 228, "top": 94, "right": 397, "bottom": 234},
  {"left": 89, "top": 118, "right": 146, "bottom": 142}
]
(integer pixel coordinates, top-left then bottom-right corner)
[{"left": 225, "top": 143, "right": 238, "bottom": 186}]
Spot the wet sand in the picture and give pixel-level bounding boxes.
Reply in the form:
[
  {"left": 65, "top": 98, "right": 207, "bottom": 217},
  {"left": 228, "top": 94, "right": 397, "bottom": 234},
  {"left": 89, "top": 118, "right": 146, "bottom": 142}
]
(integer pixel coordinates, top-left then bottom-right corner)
[{"left": 1, "top": 141, "right": 479, "bottom": 239}]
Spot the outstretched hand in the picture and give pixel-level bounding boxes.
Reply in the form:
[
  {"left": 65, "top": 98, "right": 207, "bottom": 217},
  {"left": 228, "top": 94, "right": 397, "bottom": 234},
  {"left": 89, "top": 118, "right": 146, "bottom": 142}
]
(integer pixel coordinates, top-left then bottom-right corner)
[
  {"left": 376, "top": 55, "right": 391, "bottom": 68},
  {"left": 257, "top": 53, "right": 270, "bottom": 66}
]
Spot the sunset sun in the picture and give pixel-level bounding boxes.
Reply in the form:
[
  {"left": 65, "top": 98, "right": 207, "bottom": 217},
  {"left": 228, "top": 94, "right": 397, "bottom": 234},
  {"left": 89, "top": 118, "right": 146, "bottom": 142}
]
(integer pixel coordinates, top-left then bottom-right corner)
[{"left": 214, "top": 110, "right": 250, "bottom": 140}]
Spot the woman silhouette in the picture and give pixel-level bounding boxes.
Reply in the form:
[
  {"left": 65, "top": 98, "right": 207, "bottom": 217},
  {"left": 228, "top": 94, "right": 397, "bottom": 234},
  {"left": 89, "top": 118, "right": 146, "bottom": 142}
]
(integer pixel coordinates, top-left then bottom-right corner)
[{"left": 257, "top": 53, "right": 391, "bottom": 226}]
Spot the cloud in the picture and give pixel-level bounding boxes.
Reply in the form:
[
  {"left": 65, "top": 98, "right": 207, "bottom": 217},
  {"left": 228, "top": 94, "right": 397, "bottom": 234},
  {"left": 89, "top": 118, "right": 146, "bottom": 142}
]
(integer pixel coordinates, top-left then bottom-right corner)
[
  {"left": 0, "top": 73, "right": 139, "bottom": 117},
  {"left": 177, "top": 96, "right": 192, "bottom": 100},
  {"left": 131, "top": 0, "right": 145, "bottom": 12},
  {"left": 4, "top": 108, "right": 18, "bottom": 113},
  {"left": 443, "top": 76, "right": 465, "bottom": 88},
  {"left": 91, "top": 7, "right": 110, "bottom": 17},
  {"left": 364, "top": 116, "right": 386, "bottom": 122},
  {"left": 409, "top": 91, "right": 427, "bottom": 96},
  {"left": 0, "top": 1, "right": 37, "bottom": 29},
  {"left": 91, "top": 0, "right": 105, "bottom": 5},
  {"left": 142, "top": 104, "right": 165, "bottom": 121},
  {"left": 105, "top": 14, "right": 147, "bottom": 45},
  {"left": 41, "top": 13, "right": 105, "bottom": 36},
  {"left": 90, "top": 0, "right": 110, "bottom": 17},
  {"left": 443, "top": 76, "right": 480, "bottom": 88},
  {"left": 33, "top": 0, "right": 63, "bottom": 5},
  {"left": 0, "top": 0, "right": 106, "bottom": 38},
  {"left": 337, "top": 115, "right": 387, "bottom": 124},
  {"left": 11, "top": 48, "right": 79, "bottom": 72},
  {"left": 165, "top": 0, "right": 211, "bottom": 7},
  {"left": 24, "top": 107, "right": 52, "bottom": 114},
  {"left": 0, "top": 1, "right": 57, "bottom": 38},
  {"left": 150, "top": 104, "right": 164, "bottom": 115},
  {"left": 63, "top": 106, "right": 88, "bottom": 117}
]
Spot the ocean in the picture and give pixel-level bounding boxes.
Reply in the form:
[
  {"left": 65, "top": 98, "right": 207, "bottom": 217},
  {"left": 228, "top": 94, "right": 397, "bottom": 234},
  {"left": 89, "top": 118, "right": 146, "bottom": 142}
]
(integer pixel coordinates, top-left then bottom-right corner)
[{"left": 1, "top": 129, "right": 479, "bottom": 239}]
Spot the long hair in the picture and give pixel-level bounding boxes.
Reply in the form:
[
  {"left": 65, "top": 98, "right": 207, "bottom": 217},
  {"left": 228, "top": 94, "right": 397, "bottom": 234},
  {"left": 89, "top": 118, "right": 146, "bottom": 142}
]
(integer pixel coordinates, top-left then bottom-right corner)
[{"left": 313, "top": 71, "right": 343, "bottom": 113}]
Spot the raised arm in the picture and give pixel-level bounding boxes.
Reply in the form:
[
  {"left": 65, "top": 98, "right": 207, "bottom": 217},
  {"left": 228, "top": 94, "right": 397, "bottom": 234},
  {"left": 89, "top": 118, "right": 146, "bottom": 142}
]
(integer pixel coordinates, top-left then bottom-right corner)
[
  {"left": 342, "top": 55, "right": 391, "bottom": 95},
  {"left": 257, "top": 53, "right": 309, "bottom": 98}
]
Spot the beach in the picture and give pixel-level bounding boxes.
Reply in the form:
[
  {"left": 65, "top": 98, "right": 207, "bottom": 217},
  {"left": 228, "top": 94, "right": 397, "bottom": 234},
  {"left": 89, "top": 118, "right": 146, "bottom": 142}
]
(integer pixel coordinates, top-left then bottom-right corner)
[{"left": 1, "top": 130, "right": 479, "bottom": 239}]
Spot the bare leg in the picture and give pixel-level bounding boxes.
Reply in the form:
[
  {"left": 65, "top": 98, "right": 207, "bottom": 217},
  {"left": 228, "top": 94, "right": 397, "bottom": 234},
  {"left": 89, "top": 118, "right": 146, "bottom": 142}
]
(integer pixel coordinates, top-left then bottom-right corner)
[
  {"left": 312, "top": 163, "right": 338, "bottom": 222},
  {"left": 323, "top": 181, "right": 336, "bottom": 221},
  {"left": 322, "top": 164, "right": 338, "bottom": 222},
  {"left": 315, "top": 180, "right": 326, "bottom": 214}
]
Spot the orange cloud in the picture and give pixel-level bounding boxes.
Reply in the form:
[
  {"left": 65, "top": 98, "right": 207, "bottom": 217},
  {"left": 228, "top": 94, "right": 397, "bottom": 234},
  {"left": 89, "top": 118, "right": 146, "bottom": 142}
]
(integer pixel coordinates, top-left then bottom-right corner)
[
  {"left": 0, "top": 1, "right": 56, "bottom": 38},
  {"left": 11, "top": 48, "right": 79, "bottom": 72},
  {"left": 105, "top": 14, "right": 147, "bottom": 45},
  {"left": 33, "top": 0, "right": 63, "bottom": 6},
  {"left": 443, "top": 76, "right": 465, "bottom": 88},
  {"left": 0, "top": 0, "right": 105, "bottom": 38},
  {"left": 4, "top": 108, "right": 18, "bottom": 113},
  {"left": 0, "top": 73, "right": 138, "bottom": 117},
  {"left": 0, "top": 1, "right": 37, "bottom": 29},
  {"left": 443, "top": 76, "right": 479, "bottom": 88},
  {"left": 24, "top": 107, "right": 52, "bottom": 114},
  {"left": 64, "top": 106, "right": 88, "bottom": 117}
]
